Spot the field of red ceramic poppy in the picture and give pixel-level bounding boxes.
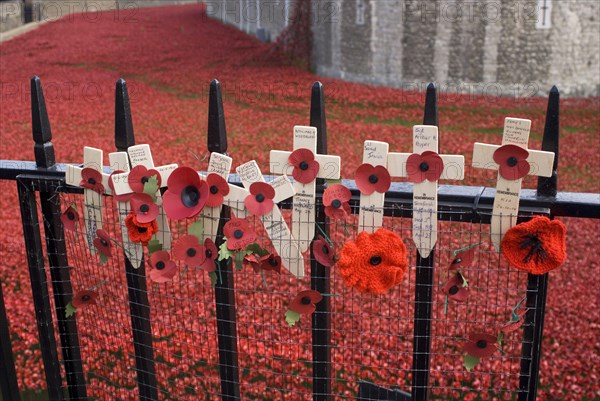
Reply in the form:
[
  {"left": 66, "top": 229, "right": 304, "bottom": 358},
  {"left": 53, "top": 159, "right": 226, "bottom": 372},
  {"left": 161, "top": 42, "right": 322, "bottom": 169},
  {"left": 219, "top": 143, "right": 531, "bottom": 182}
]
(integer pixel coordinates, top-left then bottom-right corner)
[{"left": 1, "top": 4, "right": 599, "bottom": 401}]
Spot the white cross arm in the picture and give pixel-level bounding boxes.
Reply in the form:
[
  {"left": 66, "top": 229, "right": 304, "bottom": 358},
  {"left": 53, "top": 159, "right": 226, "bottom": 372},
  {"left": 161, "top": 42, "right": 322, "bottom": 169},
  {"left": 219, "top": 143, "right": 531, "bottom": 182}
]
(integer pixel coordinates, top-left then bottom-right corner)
[
  {"left": 269, "top": 151, "right": 341, "bottom": 180},
  {"left": 65, "top": 147, "right": 112, "bottom": 194},
  {"left": 472, "top": 143, "right": 554, "bottom": 177},
  {"left": 387, "top": 153, "right": 465, "bottom": 180},
  {"left": 110, "top": 164, "right": 178, "bottom": 196}
]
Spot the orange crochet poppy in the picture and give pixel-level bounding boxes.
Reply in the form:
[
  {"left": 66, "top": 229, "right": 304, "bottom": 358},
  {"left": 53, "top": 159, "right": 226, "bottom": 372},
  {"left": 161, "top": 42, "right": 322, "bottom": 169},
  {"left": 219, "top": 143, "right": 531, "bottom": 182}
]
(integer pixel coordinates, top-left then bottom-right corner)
[
  {"left": 337, "top": 228, "right": 408, "bottom": 294},
  {"left": 125, "top": 212, "right": 159, "bottom": 246},
  {"left": 501, "top": 216, "right": 566, "bottom": 275}
]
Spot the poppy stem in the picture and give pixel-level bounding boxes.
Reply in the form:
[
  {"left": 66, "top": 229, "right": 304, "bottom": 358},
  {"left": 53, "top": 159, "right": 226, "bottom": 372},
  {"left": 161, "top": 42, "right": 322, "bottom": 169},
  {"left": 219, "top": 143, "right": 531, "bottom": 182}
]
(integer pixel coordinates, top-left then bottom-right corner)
[
  {"left": 108, "top": 237, "right": 134, "bottom": 259},
  {"left": 444, "top": 296, "right": 448, "bottom": 315},
  {"left": 453, "top": 242, "right": 483, "bottom": 256},
  {"left": 180, "top": 265, "right": 189, "bottom": 279},
  {"left": 315, "top": 224, "right": 333, "bottom": 245},
  {"left": 89, "top": 279, "right": 109, "bottom": 291},
  {"left": 217, "top": 261, "right": 223, "bottom": 285},
  {"left": 260, "top": 271, "right": 268, "bottom": 290},
  {"left": 321, "top": 293, "right": 341, "bottom": 297}
]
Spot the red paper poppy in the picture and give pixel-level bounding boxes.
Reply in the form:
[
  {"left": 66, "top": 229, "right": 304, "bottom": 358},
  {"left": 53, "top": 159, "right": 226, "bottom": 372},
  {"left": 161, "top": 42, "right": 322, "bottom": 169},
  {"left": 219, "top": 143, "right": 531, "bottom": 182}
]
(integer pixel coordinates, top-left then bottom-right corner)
[
  {"left": 223, "top": 217, "right": 257, "bottom": 250},
  {"left": 244, "top": 182, "right": 275, "bottom": 216},
  {"left": 125, "top": 212, "right": 158, "bottom": 246},
  {"left": 337, "top": 228, "right": 407, "bottom": 294},
  {"left": 148, "top": 251, "right": 178, "bottom": 283},
  {"left": 172, "top": 235, "right": 206, "bottom": 267},
  {"left": 323, "top": 184, "right": 351, "bottom": 220},
  {"left": 200, "top": 238, "right": 218, "bottom": 272},
  {"left": 163, "top": 166, "right": 209, "bottom": 220},
  {"left": 463, "top": 332, "right": 498, "bottom": 358},
  {"left": 93, "top": 229, "right": 112, "bottom": 257},
  {"left": 72, "top": 290, "right": 98, "bottom": 308},
  {"left": 130, "top": 193, "right": 159, "bottom": 224},
  {"left": 355, "top": 164, "right": 391, "bottom": 195},
  {"left": 312, "top": 236, "right": 335, "bottom": 267},
  {"left": 406, "top": 151, "right": 444, "bottom": 183},
  {"left": 289, "top": 148, "right": 320, "bottom": 184},
  {"left": 259, "top": 254, "right": 282, "bottom": 273},
  {"left": 109, "top": 170, "right": 132, "bottom": 202},
  {"left": 501, "top": 216, "right": 567, "bottom": 275},
  {"left": 493, "top": 144, "right": 530, "bottom": 180},
  {"left": 498, "top": 312, "right": 527, "bottom": 334},
  {"left": 61, "top": 205, "right": 79, "bottom": 231},
  {"left": 127, "top": 165, "right": 162, "bottom": 193},
  {"left": 243, "top": 254, "right": 261, "bottom": 273},
  {"left": 206, "top": 173, "right": 230, "bottom": 208},
  {"left": 449, "top": 247, "right": 476, "bottom": 270},
  {"left": 441, "top": 274, "right": 469, "bottom": 302},
  {"left": 289, "top": 290, "right": 323, "bottom": 315},
  {"left": 80, "top": 168, "right": 104, "bottom": 194}
]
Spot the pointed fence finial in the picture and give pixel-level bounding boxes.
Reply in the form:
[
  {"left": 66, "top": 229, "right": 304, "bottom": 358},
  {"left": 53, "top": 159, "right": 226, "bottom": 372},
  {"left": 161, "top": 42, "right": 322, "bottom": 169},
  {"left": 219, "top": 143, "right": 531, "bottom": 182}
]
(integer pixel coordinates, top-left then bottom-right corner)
[
  {"left": 537, "top": 86, "right": 560, "bottom": 197},
  {"left": 208, "top": 79, "right": 227, "bottom": 153},
  {"left": 115, "top": 79, "right": 135, "bottom": 152},
  {"left": 31, "top": 76, "right": 55, "bottom": 168},
  {"left": 310, "top": 81, "right": 327, "bottom": 155},
  {"left": 423, "top": 82, "right": 438, "bottom": 127}
]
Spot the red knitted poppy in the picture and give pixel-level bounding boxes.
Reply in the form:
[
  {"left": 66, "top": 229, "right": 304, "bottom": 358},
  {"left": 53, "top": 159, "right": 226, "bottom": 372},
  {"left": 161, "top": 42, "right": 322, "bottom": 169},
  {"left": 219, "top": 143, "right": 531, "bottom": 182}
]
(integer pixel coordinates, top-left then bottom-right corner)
[
  {"left": 501, "top": 216, "right": 566, "bottom": 275},
  {"left": 337, "top": 228, "right": 407, "bottom": 294}
]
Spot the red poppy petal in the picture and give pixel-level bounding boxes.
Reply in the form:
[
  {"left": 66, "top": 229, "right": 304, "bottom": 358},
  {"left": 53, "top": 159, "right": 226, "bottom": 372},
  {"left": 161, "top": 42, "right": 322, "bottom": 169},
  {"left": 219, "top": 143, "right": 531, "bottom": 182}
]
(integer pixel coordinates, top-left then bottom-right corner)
[
  {"left": 130, "top": 194, "right": 159, "bottom": 223},
  {"left": 293, "top": 160, "right": 320, "bottom": 184},
  {"left": 128, "top": 166, "right": 158, "bottom": 193},
  {"left": 149, "top": 251, "right": 170, "bottom": 268},
  {"left": 464, "top": 333, "right": 498, "bottom": 358},
  {"left": 373, "top": 166, "right": 391, "bottom": 193},
  {"left": 450, "top": 248, "right": 476, "bottom": 269},
  {"left": 167, "top": 166, "right": 201, "bottom": 194},
  {"left": 323, "top": 184, "right": 351, "bottom": 205},
  {"left": 72, "top": 290, "right": 97, "bottom": 308},
  {"left": 223, "top": 218, "right": 249, "bottom": 239},
  {"left": 245, "top": 196, "right": 274, "bottom": 216},
  {"left": 423, "top": 152, "right": 444, "bottom": 182},
  {"left": 206, "top": 193, "right": 224, "bottom": 208},
  {"left": 249, "top": 182, "right": 275, "bottom": 199},
  {"left": 61, "top": 207, "right": 79, "bottom": 231},
  {"left": 148, "top": 261, "right": 178, "bottom": 283},
  {"left": 355, "top": 164, "right": 378, "bottom": 195},
  {"left": 172, "top": 235, "right": 200, "bottom": 260},
  {"left": 289, "top": 148, "right": 315, "bottom": 166},
  {"left": 312, "top": 237, "right": 335, "bottom": 267},
  {"left": 406, "top": 153, "right": 425, "bottom": 183},
  {"left": 516, "top": 159, "right": 531, "bottom": 179}
]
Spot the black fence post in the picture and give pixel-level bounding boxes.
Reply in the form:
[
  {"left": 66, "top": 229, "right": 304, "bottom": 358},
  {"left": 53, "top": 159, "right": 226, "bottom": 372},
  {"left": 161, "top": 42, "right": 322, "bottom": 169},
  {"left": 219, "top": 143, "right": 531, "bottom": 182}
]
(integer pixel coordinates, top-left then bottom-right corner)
[
  {"left": 32, "top": 76, "right": 88, "bottom": 400},
  {"left": 411, "top": 83, "right": 438, "bottom": 401},
  {"left": 0, "top": 281, "right": 21, "bottom": 401},
  {"left": 209, "top": 79, "right": 241, "bottom": 401},
  {"left": 518, "top": 86, "right": 559, "bottom": 401},
  {"left": 115, "top": 79, "right": 159, "bottom": 401},
  {"left": 309, "top": 81, "right": 332, "bottom": 401}
]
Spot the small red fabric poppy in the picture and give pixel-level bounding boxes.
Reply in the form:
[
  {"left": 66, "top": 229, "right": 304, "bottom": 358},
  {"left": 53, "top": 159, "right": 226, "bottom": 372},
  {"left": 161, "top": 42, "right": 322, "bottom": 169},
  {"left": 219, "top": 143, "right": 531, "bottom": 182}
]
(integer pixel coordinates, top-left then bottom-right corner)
[
  {"left": 355, "top": 164, "right": 391, "bottom": 195},
  {"left": 337, "top": 228, "right": 407, "bottom": 294},
  {"left": 449, "top": 247, "right": 476, "bottom": 270},
  {"left": 130, "top": 193, "right": 159, "bottom": 224},
  {"left": 127, "top": 165, "right": 162, "bottom": 193},
  {"left": 125, "top": 213, "right": 158, "bottom": 246},
  {"left": 493, "top": 144, "right": 530, "bottom": 180},
  {"left": 441, "top": 274, "right": 469, "bottom": 302},
  {"left": 406, "top": 151, "right": 444, "bottom": 183},
  {"left": 223, "top": 217, "right": 257, "bottom": 250},
  {"left": 289, "top": 148, "right": 320, "bottom": 184},
  {"left": 244, "top": 182, "right": 275, "bottom": 216},
  {"left": 243, "top": 254, "right": 261, "bottom": 273},
  {"left": 501, "top": 216, "right": 567, "bottom": 275},
  {"left": 148, "top": 251, "right": 178, "bottom": 283},
  {"left": 463, "top": 332, "right": 498, "bottom": 358},
  {"left": 109, "top": 170, "right": 132, "bottom": 202},
  {"left": 72, "top": 290, "right": 98, "bottom": 308},
  {"left": 173, "top": 235, "right": 206, "bottom": 267},
  {"left": 80, "top": 168, "right": 104, "bottom": 194},
  {"left": 61, "top": 205, "right": 79, "bottom": 231},
  {"left": 163, "top": 166, "right": 209, "bottom": 220},
  {"left": 289, "top": 290, "right": 323, "bottom": 315},
  {"left": 312, "top": 236, "right": 335, "bottom": 267},
  {"left": 323, "top": 184, "right": 351, "bottom": 220},
  {"left": 259, "top": 254, "right": 282, "bottom": 273},
  {"left": 93, "top": 229, "right": 112, "bottom": 257},
  {"left": 498, "top": 312, "right": 527, "bottom": 334},
  {"left": 200, "top": 238, "right": 218, "bottom": 272},
  {"left": 205, "top": 174, "right": 230, "bottom": 208}
]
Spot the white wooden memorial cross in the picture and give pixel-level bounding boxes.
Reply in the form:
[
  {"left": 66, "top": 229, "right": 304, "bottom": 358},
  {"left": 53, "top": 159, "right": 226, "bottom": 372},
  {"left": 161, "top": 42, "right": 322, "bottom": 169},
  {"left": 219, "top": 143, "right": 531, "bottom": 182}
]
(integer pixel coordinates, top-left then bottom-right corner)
[
  {"left": 269, "top": 125, "right": 341, "bottom": 252},
  {"left": 357, "top": 140, "right": 389, "bottom": 233},
  {"left": 66, "top": 147, "right": 111, "bottom": 255},
  {"left": 108, "top": 151, "right": 144, "bottom": 268},
  {"left": 110, "top": 144, "right": 178, "bottom": 250},
  {"left": 387, "top": 125, "right": 465, "bottom": 258},
  {"left": 472, "top": 117, "right": 555, "bottom": 251},
  {"left": 236, "top": 160, "right": 305, "bottom": 278}
]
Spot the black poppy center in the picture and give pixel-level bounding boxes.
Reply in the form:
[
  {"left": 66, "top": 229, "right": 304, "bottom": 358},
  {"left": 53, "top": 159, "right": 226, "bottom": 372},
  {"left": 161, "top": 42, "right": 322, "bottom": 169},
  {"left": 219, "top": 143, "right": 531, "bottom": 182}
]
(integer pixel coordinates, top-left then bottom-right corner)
[
  {"left": 476, "top": 340, "right": 488, "bottom": 349},
  {"left": 141, "top": 176, "right": 149, "bottom": 184},
  {"left": 299, "top": 161, "right": 309, "bottom": 171},
  {"left": 507, "top": 156, "right": 518, "bottom": 167},
  {"left": 210, "top": 185, "right": 219, "bottom": 195},
  {"left": 255, "top": 194, "right": 265, "bottom": 203},
  {"left": 301, "top": 297, "right": 312, "bottom": 305},
  {"left": 368, "top": 174, "right": 379, "bottom": 184},
  {"left": 331, "top": 199, "right": 342, "bottom": 209},
  {"left": 181, "top": 186, "right": 200, "bottom": 208},
  {"left": 67, "top": 211, "right": 76, "bottom": 220},
  {"left": 452, "top": 257, "right": 462, "bottom": 265},
  {"left": 186, "top": 248, "right": 197, "bottom": 257},
  {"left": 520, "top": 234, "right": 547, "bottom": 264},
  {"left": 100, "top": 239, "right": 108, "bottom": 247},
  {"left": 269, "top": 258, "right": 278, "bottom": 267},
  {"left": 205, "top": 249, "right": 213, "bottom": 258},
  {"left": 87, "top": 178, "right": 96, "bottom": 185},
  {"left": 370, "top": 256, "right": 382, "bottom": 266},
  {"left": 140, "top": 204, "right": 150, "bottom": 213},
  {"left": 155, "top": 261, "right": 165, "bottom": 270},
  {"left": 449, "top": 285, "right": 459, "bottom": 295},
  {"left": 137, "top": 227, "right": 148, "bottom": 234},
  {"left": 233, "top": 229, "right": 244, "bottom": 239},
  {"left": 81, "top": 295, "right": 91, "bottom": 302},
  {"left": 419, "top": 162, "right": 430, "bottom": 172},
  {"left": 321, "top": 245, "right": 329, "bottom": 255}
]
